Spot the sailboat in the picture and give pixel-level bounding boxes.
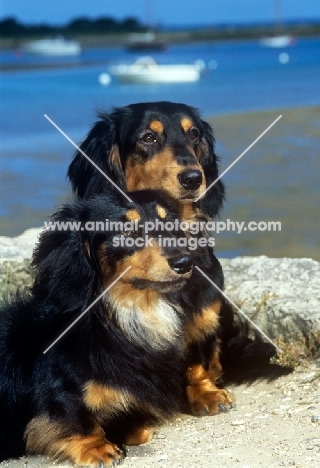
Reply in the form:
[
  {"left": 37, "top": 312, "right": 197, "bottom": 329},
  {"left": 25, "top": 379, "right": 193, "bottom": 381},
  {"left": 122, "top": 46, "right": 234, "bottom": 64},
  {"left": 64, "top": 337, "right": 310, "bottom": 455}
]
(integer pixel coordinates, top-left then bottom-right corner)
[
  {"left": 125, "top": 0, "right": 167, "bottom": 51},
  {"left": 260, "top": 0, "right": 294, "bottom": 48},
  {"left": 126, "top": 32, "right": 167, "bottom": 52}
]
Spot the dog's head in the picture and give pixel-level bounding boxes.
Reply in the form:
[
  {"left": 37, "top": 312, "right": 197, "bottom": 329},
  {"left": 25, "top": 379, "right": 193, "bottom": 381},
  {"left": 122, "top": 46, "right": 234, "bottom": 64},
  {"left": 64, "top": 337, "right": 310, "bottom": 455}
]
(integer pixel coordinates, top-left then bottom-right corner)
[
  {"left": 67, "top": 102, "right": 225, "bottom": 219},
  {"left": 33, "top": 191, "right": 193, "bottom": 310},
  {"left": 32, "top": 191, "right": 193, "bottom": 347}
]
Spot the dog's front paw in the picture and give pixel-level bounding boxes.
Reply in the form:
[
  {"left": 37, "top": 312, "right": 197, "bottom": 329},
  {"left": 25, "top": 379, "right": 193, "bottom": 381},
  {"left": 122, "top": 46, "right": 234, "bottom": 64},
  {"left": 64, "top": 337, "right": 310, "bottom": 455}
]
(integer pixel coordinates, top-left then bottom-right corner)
[
  {"left": 187, "top": 380, "right": 233, "bottom": 416},
  {"left": 57, "top": 434, "right": 125, "bottom": 467}
]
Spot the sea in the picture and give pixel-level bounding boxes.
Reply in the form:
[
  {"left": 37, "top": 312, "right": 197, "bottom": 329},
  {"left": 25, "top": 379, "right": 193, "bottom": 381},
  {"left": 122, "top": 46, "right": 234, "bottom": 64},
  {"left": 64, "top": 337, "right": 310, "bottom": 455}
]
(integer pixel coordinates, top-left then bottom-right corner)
[{"left": 0, "top": 37, "right": 319, "bottom": 258}]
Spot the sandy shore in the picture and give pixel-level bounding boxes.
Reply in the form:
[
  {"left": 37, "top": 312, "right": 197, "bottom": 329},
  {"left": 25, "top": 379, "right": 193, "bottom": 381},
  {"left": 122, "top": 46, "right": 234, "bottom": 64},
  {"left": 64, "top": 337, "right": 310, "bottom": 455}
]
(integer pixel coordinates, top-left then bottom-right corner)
[{"left": 1, "top": 360, "right": 320, "bottom": 468}]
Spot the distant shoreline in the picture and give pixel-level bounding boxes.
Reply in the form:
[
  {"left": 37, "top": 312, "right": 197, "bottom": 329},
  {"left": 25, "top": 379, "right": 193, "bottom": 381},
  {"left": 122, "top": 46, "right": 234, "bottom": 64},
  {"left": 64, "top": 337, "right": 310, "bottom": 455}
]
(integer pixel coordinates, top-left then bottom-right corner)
[{"left": 1, "top": 24, "right": 320, "bottom": 52}]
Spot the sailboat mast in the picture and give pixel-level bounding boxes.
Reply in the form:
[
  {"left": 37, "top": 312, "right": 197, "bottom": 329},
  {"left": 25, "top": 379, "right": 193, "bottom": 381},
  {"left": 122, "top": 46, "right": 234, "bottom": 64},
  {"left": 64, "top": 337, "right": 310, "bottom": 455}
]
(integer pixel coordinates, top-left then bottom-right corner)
[
  {"left": 274, "top": 0, "right": 283, "bottom": 33},
  {"left": 145, "top": 0, "right": 154, "bottom": 30}
]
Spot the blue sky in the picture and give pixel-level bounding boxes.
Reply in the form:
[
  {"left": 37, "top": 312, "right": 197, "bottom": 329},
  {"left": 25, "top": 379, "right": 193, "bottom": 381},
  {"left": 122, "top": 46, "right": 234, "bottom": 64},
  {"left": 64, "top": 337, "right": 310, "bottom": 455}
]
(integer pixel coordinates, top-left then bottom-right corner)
[{"left": 1, "top": 0, "right": 320, "bottom": 26}]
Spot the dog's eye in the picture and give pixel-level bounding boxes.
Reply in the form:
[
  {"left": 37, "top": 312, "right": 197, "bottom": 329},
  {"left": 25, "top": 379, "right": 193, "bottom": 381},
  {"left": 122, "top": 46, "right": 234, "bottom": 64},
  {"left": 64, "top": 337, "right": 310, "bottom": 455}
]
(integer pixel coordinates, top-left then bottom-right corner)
[
  {"left": 188, "top": 127, "right": 200, "bottom": 141},
  {"left": 141, "top": 132, "right": 157, "bottom": 144}
]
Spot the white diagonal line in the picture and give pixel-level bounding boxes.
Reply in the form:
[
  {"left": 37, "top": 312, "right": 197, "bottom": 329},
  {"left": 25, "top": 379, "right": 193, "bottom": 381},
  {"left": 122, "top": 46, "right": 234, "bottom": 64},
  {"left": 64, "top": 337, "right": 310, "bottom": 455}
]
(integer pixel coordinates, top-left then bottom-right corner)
[
  {"left": 43, "top": 266, "right": 132, "bottom": 354},
  {"left": 44, "top": 114, "right": 133, "bottom": 203},
  {"left": 195, "top": 266, "right": 282, "bottom": 353},
  {"left": 194, "top": 115, "right": 282, "bottom": 202}
]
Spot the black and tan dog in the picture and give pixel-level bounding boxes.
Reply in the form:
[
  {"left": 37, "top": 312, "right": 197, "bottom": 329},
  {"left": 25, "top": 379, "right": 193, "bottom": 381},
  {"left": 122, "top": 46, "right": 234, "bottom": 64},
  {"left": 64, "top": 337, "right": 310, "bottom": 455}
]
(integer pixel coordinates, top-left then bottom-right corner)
[
  {"left": 67, "top": 101, "right": 224, "bottom": 222},
  {"left": 67, "top": 102, "right": 287, "bottom": 408},
  {"left": 67, "top": 101, "right": 231, "bottom": 411},
  {"left": 0, "top": 190, "right": 231, "bottom": 466}
]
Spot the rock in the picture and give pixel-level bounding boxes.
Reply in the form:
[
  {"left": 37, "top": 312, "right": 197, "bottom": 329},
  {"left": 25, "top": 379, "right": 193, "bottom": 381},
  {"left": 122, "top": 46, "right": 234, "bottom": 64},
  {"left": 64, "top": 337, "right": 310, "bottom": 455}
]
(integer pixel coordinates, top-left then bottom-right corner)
[
  {"left": 0, "top": 259, "right": 34, "bottom": 297},
  {"left": 0, "top": 229, "right": 41, "bottom": 297},
  {"left": 0, "top": 228, "right": 42, "bottom": 262},
  {"left": 311, "top": 414, "right": 320, "bottom": 423},
  {"left": 1, "top": 230, "right": 320, "bottom": 343},
  {"left": 231, "top": 419, "right": 245, "bottom": 426},
  {"left": 220, "top": 256, "right": 320, "bottom": 342}
]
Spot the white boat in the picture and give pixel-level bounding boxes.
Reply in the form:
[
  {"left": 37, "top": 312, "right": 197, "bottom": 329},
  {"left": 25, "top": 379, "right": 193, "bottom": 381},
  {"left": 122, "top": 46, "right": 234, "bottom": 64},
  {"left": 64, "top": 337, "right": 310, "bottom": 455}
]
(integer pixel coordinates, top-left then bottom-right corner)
[
  {"left": 109, "top": 57, "right": 204, "bottom": 84},
  {"left": 260, "top": 0, "right": 294, "bottom": 48},
  {"left": 260, "top": 34, "right": 294, "bottom": 48},
  {"left": 126, "top": 32, "right": 167, "bottom": 52},
  {"left": 23, "top": 37, "right": 81, "bottom": 56}
]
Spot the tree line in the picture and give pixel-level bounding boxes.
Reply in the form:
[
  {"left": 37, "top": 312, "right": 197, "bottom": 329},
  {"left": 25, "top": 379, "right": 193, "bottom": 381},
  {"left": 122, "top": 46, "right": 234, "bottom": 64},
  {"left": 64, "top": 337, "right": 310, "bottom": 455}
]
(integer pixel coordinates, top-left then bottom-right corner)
[{"left": 0, "top": 16, "right": 146, "bottom": 37}]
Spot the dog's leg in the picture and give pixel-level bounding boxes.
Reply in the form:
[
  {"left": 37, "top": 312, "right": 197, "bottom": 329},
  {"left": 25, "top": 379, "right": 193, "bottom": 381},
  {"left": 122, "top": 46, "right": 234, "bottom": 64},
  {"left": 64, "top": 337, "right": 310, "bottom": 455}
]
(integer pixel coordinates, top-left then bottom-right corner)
[
  {"left": 124, "top": 426, "right": 155, "bottom": 445},
  {"left": 184, "top": 302, "right": 233, "bottom": 416},
  {"left": 186, "top": 354, "right": 233, "bottom": 416},
  {"left": 25, "top": 415, "right": 124, "bottom": 467}
]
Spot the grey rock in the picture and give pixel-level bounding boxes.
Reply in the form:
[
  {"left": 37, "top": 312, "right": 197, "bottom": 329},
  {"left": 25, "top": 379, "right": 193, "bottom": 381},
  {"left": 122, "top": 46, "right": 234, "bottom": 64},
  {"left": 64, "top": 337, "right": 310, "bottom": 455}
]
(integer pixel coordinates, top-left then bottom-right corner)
[
  {"left": 1, "top": 230, "right": 320, "bottom": 341},
  {"left": 221, "top": 256, "right": 320, "bottom": 341},
  {"left": 311, "top": 414, "right": 320, "bottom": 423},
  {"left": 0, "top": 228, "right": 42, "bottom": 262},
  {"left": 0, "top": 229, "right": 41, "bottom": 297}
]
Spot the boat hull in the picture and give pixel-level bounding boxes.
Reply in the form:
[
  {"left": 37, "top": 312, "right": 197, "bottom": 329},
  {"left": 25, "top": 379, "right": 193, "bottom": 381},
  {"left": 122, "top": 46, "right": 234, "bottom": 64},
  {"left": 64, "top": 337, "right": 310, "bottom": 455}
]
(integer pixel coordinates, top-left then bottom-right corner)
[
  {"left": 23, "top": 38, "right": 81, "bottom": 56},
  {"left": 111, "top": 65, "right": 200, "bottom": 84},
  {"left": 260, "top": 35, "right": 294, "bottom": 48}
]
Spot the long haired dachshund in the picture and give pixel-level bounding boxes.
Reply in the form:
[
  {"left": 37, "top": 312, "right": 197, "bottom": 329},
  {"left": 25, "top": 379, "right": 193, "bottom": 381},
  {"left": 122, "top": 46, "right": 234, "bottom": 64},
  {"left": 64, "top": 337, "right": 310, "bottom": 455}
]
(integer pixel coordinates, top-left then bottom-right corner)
[
  {"left": 67, "top": 101, "right": 225, "bottom": 222},
  {"left": 67, "top": 102, "right": 288, "bottom": 404},
  {"left": 0, "top": 190, "right": 231, "bottom": 466},
  {"left": 67, "top": 101, "right": 233, "bottom": 411}
]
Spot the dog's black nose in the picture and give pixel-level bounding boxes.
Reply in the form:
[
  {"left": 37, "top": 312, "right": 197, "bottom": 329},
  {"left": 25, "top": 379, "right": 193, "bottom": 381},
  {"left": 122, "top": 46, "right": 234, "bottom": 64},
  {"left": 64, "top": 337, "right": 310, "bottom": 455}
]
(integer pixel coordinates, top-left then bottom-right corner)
[
  {"left": 178, "top": 170, "right": 203, "bottom": 190},
  {"left": 168, "top": 255, "right": 193, "bottom": 274}
]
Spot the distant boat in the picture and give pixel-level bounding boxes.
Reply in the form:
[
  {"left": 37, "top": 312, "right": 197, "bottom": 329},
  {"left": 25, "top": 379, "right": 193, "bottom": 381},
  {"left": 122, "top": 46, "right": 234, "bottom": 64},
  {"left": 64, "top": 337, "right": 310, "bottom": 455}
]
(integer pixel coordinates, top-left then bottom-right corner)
[
  {"left": 23, "top": 37, "right": 81, "bottom": 56},
  {"left": 260, "top": 0, "right": 295, "bottom": 48},
  {"left": 260, "top": 34, "right": 294, "bottom": 48},
  {"left": 109, "top": 57, "right": 204, "bottom": 84},
  {"left": 126, "top": 32, "right": 167, "bottom": 52}
]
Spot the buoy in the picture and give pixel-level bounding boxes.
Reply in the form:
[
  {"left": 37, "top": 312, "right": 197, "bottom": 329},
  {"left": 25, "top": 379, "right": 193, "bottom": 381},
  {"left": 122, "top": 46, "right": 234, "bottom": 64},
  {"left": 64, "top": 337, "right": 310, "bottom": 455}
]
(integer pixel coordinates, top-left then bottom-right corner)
[
  {"left": 278, "top": 52, "right": 289, "bottom": 64},
  {"left": 208, "top": 60, "right": 218, "bottom": 70},
  {"left": 99, "top": 73, "right": 111, "bottom": 85}
]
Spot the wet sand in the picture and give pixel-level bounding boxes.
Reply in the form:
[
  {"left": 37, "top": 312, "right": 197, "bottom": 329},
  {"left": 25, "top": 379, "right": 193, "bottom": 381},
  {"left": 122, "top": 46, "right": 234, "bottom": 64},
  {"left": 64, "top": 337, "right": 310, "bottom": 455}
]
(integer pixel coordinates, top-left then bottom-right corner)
[
  {"left": 208, "top": 105, "right": 320, "bottom": 260},
  {"left": 1, "top": 361, "right": 320, "bottom": 468}
]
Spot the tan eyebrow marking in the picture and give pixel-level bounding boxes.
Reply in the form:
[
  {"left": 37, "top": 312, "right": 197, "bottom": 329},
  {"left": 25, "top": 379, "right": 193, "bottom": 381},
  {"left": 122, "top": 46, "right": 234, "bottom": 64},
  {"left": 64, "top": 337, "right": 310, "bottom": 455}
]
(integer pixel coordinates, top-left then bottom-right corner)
[
  {"left": 126, "top": 209, "right": 141, "bottom": 222},
  {"left": 181, "top": 117, "right": 193, "bottom": 133},
  {"left": 156, "top": 205, "right": 167, "bottom": 219},
  {"left": 149, "top": 120, "right": 164, "bottom": 134}
]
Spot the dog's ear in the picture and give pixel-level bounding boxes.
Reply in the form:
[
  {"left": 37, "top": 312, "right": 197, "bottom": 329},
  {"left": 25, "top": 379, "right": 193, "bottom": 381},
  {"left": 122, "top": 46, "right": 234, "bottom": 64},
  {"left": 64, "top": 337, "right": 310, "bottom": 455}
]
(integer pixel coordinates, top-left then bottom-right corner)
[
  {"left": 67, "top": 113, "right": 125, "bottom": 199},
  {"left": 31, "top": 204, "right": 98, "bottom": 314},
  {"left": 198, "top": 120, "right": 225, "bottom": 219}
]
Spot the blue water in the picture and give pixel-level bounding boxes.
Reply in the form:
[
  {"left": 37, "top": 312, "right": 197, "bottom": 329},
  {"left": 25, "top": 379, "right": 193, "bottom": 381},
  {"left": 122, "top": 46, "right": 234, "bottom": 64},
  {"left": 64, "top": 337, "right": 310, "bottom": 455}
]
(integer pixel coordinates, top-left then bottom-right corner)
[
  {"left": 0, "top": 37, "right": 319, "bottom": 253},
  {"left": 1, "top": 38, "right": 320, "bottom": 144}
]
